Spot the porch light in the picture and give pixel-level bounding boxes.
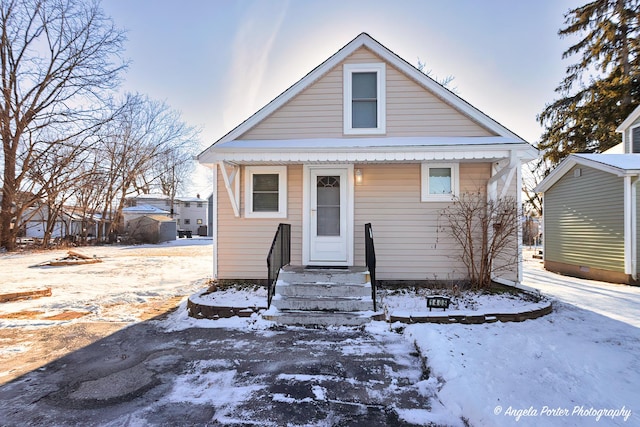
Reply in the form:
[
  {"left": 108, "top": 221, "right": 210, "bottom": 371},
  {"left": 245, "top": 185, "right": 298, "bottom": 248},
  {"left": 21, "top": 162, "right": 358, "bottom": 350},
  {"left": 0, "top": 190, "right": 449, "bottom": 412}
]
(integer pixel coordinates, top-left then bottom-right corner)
[{"left": 355, "top": 169, "right": 363, "bottom": 185}]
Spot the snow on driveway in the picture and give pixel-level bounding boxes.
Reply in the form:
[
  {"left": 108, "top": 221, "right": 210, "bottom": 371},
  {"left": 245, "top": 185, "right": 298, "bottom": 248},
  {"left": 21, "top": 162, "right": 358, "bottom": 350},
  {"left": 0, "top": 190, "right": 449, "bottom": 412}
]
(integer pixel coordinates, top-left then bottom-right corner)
[{"left": 523, "top": 253, "right": 640, "bottom": 328}]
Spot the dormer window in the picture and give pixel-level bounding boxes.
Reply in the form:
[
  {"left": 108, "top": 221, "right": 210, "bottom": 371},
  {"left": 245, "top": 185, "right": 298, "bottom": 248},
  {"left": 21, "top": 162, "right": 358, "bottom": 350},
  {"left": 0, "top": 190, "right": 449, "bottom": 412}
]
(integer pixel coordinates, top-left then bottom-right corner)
[{"left": 343, "top": 63, "right": 386, "bottom": 134}]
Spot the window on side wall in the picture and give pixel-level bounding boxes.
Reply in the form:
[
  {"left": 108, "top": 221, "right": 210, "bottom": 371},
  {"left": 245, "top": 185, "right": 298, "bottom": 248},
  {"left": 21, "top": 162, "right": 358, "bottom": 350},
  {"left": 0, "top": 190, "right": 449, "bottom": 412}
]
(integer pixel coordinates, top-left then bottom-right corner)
[
  {"left": 245, "top": 166, "right": 287, "bottom": 218},
  {"left": 343, "top": 63, "right": 386, "bottom": 135},
  {"left": 632, "top": 125, "right": 640, "bottom": 153},
  {"left": 421, "top": 163, "right": 459, "bottom": 202}
]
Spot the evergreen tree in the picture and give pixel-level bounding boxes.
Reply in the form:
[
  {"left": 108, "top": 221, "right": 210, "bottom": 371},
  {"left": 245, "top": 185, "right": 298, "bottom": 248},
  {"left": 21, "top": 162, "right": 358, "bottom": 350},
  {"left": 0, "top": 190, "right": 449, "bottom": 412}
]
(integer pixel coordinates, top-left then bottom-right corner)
[{"left": 538, "top": 0, "right": 640, "bottom": 166}]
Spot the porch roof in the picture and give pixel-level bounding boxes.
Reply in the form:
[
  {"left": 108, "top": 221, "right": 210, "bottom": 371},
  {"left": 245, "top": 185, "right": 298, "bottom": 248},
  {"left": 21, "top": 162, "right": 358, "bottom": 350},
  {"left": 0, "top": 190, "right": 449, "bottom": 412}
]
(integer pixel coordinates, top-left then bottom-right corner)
[{"left": 198, "top": 136, "right": 538, "bottom": 165}]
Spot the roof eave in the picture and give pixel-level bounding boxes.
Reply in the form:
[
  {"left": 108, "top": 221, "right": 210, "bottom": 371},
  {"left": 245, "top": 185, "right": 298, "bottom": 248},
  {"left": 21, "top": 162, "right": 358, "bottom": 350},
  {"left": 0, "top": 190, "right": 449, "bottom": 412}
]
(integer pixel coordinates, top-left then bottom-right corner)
[
  {"left": 616, "top": 104, "right": 640, "bottom": 132},
  {"left": 536, "top": 155, "right": 640, "bottom": 193}
]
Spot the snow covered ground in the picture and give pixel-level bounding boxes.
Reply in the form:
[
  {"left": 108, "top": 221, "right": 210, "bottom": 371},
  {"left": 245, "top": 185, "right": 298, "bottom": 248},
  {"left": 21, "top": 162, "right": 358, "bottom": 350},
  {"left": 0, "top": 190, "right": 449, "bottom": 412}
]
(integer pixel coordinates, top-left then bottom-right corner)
[
  {"left": 0, "top": 238, "right": 214, "bottom": 325},
  {"left": 1, "top": 242, "right": 639, "bottom": 426},
  {"left": 405, "top": 251, "right": 640, "bottom": 426}
]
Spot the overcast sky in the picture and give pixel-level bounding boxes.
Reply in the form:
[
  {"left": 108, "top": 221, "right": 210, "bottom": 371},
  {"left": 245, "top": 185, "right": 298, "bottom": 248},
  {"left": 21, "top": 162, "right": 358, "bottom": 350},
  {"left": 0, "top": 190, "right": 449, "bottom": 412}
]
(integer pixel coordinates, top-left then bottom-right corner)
[{"left": 101, "top": 0, "right": 583, "bottom": 192}]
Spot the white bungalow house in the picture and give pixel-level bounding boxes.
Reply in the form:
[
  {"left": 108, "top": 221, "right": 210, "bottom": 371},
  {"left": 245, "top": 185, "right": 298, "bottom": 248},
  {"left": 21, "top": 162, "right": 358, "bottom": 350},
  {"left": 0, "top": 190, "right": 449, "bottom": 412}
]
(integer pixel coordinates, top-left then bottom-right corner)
[
  {"left": 536, "top": 106, "right": 640, "bottom": 285},
  {"left": 197, "top": 33, "right": 536, "bottom": 321}
]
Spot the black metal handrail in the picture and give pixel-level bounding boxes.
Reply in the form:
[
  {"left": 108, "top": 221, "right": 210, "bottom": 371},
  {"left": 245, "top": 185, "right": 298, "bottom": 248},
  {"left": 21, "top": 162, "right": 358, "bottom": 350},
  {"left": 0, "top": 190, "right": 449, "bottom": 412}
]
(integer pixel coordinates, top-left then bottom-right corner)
[
  {"left": 365, "top": 223, "right": 377, "bottom": 311},
  {"left": 266, "top": 223, "right": 291, "bottom": 308}
]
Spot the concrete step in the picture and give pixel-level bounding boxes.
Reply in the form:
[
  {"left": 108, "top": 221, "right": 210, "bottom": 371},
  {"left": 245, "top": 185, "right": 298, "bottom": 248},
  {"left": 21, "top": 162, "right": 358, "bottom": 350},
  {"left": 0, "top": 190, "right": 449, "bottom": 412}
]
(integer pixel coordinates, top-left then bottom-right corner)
[
  {"left": 272, "top": 295, "right": 373, "bottom": 312},
  {"left": 263, "top": 309, "right": 380, "bottom": 326},
  {"left": 277, "top": 281, "right": 372, "bottom": 298},
  {"left": 278, "top": 266, "right": 369, "bottom": 286}
]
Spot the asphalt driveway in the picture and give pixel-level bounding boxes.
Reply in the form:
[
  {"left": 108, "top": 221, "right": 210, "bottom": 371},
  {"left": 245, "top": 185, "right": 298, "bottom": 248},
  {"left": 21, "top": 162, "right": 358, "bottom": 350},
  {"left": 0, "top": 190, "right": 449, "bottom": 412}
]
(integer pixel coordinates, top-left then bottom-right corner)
[{"left": 0, "top": 319, "right": 437, "bottom": 426}]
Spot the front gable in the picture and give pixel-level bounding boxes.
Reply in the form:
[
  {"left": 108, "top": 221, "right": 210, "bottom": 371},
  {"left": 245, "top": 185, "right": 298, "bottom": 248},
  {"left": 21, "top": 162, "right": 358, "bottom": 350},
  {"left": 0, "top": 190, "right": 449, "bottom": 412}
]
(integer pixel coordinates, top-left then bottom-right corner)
[{"left": 239, "top": 46, "right": 495, "bottom": 140}]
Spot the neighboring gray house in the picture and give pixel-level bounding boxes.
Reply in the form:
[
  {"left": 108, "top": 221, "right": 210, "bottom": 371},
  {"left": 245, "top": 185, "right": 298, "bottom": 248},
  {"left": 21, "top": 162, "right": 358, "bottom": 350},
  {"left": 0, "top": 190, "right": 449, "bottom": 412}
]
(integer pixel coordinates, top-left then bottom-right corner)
[{"left": 536, "top": 118, "right": 640, "bottom": 284}]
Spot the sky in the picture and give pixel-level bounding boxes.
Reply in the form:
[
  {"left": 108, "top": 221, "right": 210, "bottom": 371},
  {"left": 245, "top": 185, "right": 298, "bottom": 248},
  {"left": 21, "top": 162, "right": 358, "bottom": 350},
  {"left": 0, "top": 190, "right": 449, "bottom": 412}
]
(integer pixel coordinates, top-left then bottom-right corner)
[{"left": 101, "top": 0, "right": 584, "bottom": 194}]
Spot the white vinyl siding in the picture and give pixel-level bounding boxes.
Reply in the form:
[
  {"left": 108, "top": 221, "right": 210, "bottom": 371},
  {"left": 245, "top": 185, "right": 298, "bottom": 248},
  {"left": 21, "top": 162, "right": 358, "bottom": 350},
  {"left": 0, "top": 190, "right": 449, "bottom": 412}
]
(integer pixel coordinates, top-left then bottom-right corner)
[
  {"left": 544, "top": 165, "right": 625, "bottom": 272},
  {"left": 238, "top": 47, "right": 495, "bottom": 140}
]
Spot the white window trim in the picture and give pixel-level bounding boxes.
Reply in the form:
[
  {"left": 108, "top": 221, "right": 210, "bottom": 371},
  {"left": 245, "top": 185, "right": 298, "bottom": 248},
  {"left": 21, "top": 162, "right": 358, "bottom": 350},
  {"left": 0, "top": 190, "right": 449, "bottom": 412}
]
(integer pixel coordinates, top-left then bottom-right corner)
[
  {"left": 244, "top": 166, "right": 287, "bottom": 218},
  {"left": 343, "top": 63, "right": 386, "bottom": 135},
  {"left": 421, "top": 163, "right": 460, "bottom": 202}
]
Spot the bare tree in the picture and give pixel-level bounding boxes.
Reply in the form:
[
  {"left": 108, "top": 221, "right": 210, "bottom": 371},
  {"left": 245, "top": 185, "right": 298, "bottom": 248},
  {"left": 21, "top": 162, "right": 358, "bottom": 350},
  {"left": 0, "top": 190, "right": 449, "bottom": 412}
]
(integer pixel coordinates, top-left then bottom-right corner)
[
  {"left": 96, "top": 93, "right": 199, "bottom": 240},
  {"left": 442, "top": 192, "right": 520, "bottom": 289},
  {"left": 522, "top": 159, "right": 549, "bottom": 218},
  {"left": 0, "top": 0, "right": 127, "bottom": 250}
]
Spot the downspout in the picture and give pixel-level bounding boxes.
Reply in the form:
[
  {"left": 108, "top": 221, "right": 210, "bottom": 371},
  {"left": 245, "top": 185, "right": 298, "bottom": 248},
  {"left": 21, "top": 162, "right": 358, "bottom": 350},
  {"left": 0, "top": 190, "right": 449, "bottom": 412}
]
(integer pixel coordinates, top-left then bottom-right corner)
[
  {"left": 213, "top": 163, "right": 219, "bottom": 279},
  {"left": 623, "top": 175, "right": 638, "bottom": 281},
  {"left": 632, "top": 176, "right": 638, "bottom": 280},
  {"left": 516, "top": 158, "right": 524, "bottom": 284}
]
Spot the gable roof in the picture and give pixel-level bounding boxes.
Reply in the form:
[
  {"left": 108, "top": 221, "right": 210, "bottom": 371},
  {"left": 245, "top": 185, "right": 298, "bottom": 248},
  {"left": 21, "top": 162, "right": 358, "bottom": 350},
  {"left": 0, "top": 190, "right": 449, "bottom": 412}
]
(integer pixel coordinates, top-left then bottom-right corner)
[
  {"left": 198, "top": 33, "right": 535, "bottom": 164},
  {"left": 536, "top": 153, "right": 640, "bottom": 193},
  {"left": 616, "top": 104, "right": 640, "bottom": 132}
]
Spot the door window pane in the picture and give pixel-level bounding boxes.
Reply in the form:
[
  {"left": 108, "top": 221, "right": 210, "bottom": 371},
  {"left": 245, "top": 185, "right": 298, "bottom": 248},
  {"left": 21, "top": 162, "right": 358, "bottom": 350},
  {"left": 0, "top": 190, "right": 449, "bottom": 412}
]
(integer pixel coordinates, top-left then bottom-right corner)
[
  {"left": 253, "top": 174, "right": 279, "bottom": 212},
  {"left": 429, "top": 168, "right": 452, "bottom": 195},
  {"left": 317, "top": 176, "right": 340, "bottom": 236}
]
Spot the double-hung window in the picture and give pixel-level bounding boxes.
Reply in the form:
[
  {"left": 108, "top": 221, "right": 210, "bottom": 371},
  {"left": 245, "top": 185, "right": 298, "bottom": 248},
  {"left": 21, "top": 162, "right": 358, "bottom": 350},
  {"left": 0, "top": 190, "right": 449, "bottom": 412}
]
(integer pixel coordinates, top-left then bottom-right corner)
[
  {"left": 343, "top": 63, "right": 386, "bottom": 134},
  {"left": 421, "top": 163, "right": 459, "bottom": 202},
  {"left": 245, "top": 166, "right": 287, "bottom": 218},
  {"left": 632, "top": 125, "right": 640, "bottom": 153}
]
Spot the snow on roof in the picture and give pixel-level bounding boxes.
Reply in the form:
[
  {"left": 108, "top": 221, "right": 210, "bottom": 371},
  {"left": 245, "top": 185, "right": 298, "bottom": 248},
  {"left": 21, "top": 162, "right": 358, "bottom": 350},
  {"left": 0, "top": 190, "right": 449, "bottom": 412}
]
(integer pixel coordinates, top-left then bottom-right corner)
[
  {"left": 203, "top": 136, "right": 538, "bottom": 164},
  {"left": 215, "top": 136, "right": 523, "bottom": 150},
  {"left": 131, "top": 194, "right": 170, "bottom": 200},
  {"left": 122, "top": 204, "right": 170, "bottom": 214},
  {"left": 175, "top": 197, "right": 206, "bottom": 202},
  {"left": 573, "top": 153, "right": 640, "bottom": 172},
  {"left": 140, "top": 214, "right": 176, "bottom": 222}
]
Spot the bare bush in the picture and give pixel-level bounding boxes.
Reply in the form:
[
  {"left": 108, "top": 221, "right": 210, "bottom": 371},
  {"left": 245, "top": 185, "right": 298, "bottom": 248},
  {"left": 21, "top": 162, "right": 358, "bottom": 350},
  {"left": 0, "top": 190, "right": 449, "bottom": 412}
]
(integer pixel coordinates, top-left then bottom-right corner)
[{"left": 441, "top": 192, "right": 519, "bottom": 289}]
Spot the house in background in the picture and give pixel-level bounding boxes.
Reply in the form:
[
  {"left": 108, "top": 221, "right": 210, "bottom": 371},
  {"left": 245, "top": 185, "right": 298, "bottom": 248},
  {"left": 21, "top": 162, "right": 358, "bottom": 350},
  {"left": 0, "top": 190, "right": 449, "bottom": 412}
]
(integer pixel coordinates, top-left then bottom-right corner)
[
  {"left": 536, "top": 106, "right": 640, "bottom": 285},
  {"left": 21, "top": 205, "right": 92, "bottom": 240},
  {"left": 198, "top": 33, "right": 537, "bottom": 288},
  {"left": 125, "top": 194, "right": 208, "bottom": 235},
  {"left": 174, "top": 195, "right": 208, "bottom": 235}
]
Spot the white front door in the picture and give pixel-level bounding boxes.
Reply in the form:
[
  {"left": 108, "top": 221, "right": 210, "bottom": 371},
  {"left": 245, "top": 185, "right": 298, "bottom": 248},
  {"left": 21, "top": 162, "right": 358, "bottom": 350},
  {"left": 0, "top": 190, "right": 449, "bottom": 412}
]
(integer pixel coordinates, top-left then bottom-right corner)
[{"left": 304, "top": 166, "right": 353, "bottom": 265}]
